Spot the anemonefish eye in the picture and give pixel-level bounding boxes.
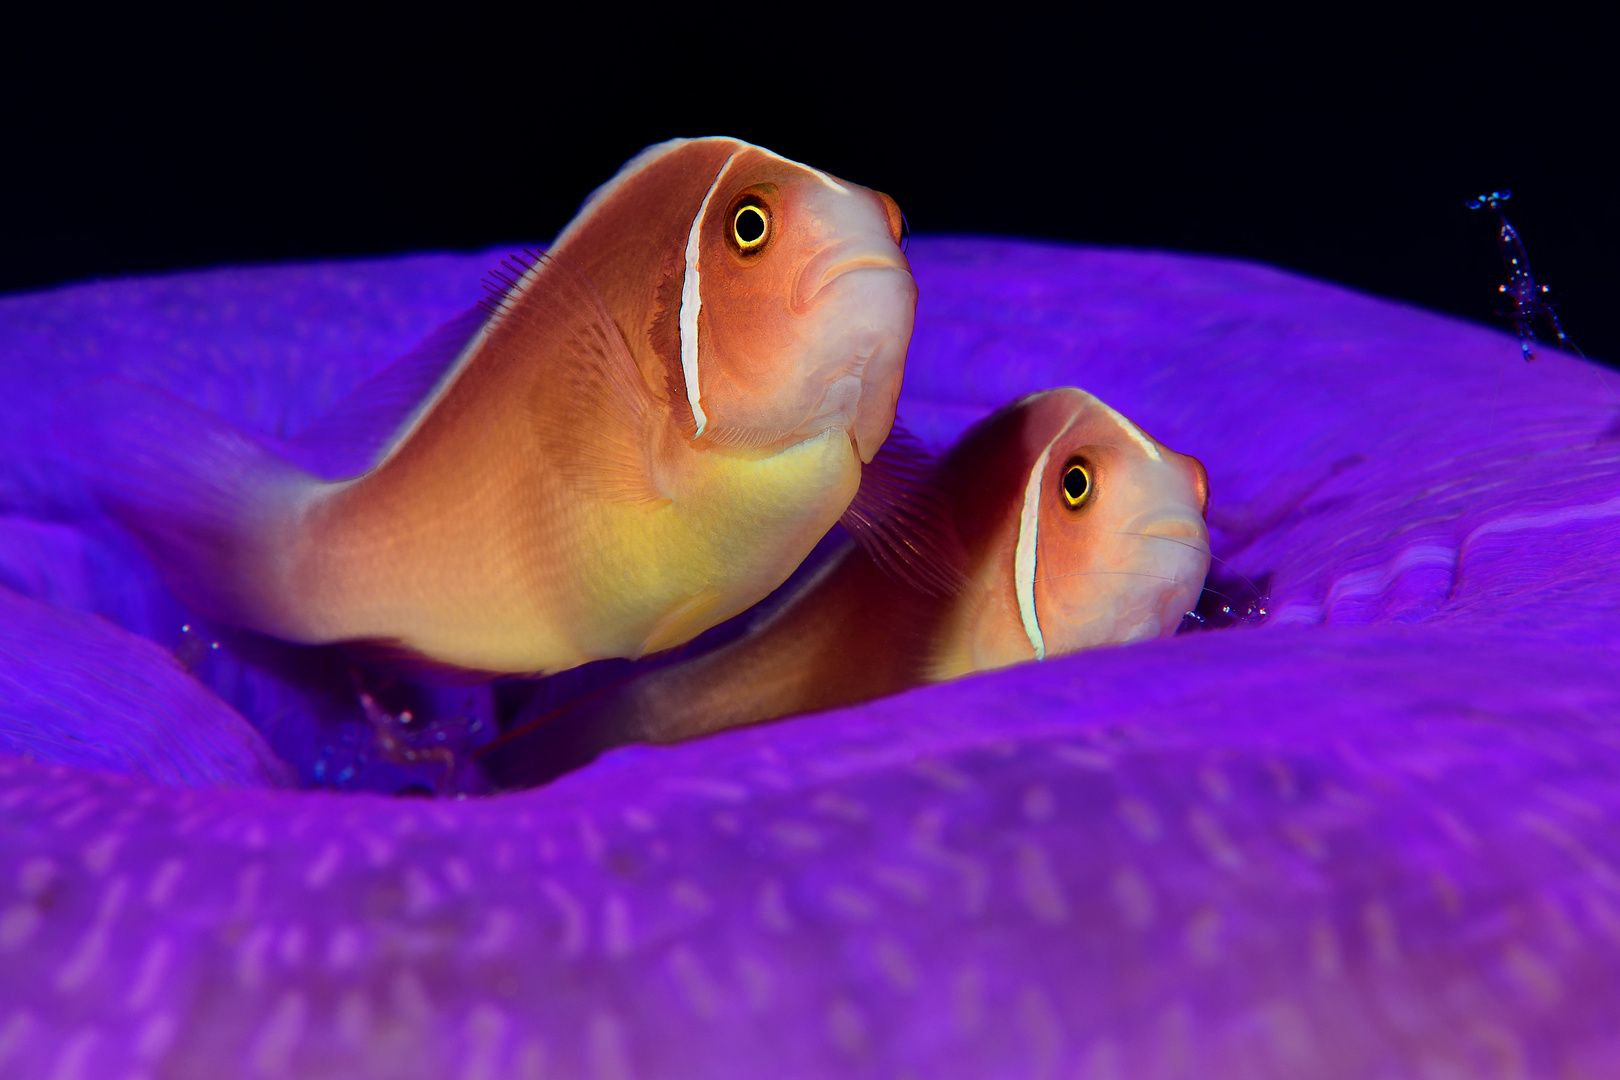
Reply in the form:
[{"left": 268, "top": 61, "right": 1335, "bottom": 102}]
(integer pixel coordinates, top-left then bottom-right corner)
[
  {"left": 731, "top": 200, "right": 770, "bottom": 253},
  {"left": 1061, "top": 459, "right": 1092, "bottom": 509}
]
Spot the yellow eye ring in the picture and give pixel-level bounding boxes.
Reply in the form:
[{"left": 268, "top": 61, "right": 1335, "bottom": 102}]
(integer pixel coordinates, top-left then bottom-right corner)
[
  {"left": 1061, "top": 461, "right": 1092, "bottom": 509},
  {"left": 733, "top": 203, "right": 770, "bottom": 252}
]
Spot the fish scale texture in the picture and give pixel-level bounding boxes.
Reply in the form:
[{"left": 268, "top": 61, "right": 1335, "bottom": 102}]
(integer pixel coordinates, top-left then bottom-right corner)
[{"left": 2, "top": 238, "right": 1620, "bottom": 1077}]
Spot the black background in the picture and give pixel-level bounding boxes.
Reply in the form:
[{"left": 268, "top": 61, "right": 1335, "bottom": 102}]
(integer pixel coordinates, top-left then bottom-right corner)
[{"left": 4, "top": 9, "right": 1614, "bottom": 362}]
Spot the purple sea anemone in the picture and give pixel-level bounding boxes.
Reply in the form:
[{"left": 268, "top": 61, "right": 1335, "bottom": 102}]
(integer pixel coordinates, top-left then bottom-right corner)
[{"left": 3, "top": 238, "right": 1619, "bottom": 1077}]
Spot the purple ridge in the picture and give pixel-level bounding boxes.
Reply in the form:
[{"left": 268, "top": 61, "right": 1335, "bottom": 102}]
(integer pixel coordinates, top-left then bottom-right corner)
[
  {"left": 2, "top": 239, "right": 1619, "bottom": 1077},
  {"left": 0, "top": 586, "right": 289, "bottom": 788}
]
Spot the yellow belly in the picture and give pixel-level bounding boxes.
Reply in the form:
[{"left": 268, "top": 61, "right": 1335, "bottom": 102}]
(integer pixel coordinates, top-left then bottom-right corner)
[{"left": 291, "top": 427, "right": 860, "bottom": 675}]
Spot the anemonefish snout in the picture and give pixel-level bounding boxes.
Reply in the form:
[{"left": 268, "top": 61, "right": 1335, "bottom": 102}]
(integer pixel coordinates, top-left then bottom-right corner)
[
  {"left": 1133, "top": 457, "right": 1209, "bottom": 544},
  {"left": 791, "top": 241, "right": 913, "bottom": 311},
  {"left": 789, "top": 234, "right": 913, "bottom": 463},
  {"left": 1132, "top": 513, "right": 1208, "bottom": 544},
  {"left": 1186, "top": 454, "right": 1210, "bottom": 517},
  {"left": 875, "top": 190, "right": 908, "bottom": 247},
  {"left": 756, "top": 181, "right": 914, "bottom": 464}
]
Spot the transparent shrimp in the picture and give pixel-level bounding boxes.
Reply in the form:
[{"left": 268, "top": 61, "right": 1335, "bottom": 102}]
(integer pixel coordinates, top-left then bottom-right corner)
[{"left": 1467, "top": 190, "right": 1580, "bottom": 362}]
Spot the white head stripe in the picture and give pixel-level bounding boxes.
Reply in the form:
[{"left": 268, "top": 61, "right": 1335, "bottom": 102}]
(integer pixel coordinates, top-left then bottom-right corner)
[
  {"left": 679, "top": 155, "right": 735, "bottom": 438},
  {"left": 1014, "top": 440, "right": 1056, "bottom": 661},
  {"left": 1099, "top": 400, "right": 1160, "bottom": 460}
]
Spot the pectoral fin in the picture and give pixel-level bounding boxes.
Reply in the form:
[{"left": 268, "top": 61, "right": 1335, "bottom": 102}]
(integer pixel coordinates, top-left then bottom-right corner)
[
  {"left": 497, "top": 250, "right": 667, "bottom": 507},
  {"left": 637, "top": 587, "right": 726, "bottom": 656},
  {"left": 839, "top": 421, "right": 967, "bottom": 597}
]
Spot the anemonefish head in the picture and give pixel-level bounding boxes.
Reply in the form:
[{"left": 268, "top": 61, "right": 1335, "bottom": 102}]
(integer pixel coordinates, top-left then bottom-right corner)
[
  {"left": 552, "top": 137, "right": 916, "bottom": 464},
  {"left": 942, "top": 389, "right": 1209, "bottom": 674},
  {"left": 1013, "top": 388, "right": 1210, "bottom": 660}
]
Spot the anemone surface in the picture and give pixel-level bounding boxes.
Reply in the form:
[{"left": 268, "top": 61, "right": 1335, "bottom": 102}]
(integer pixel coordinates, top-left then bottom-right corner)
[{"left": 3, "top": 239, "right": 1619, "bottom": 1078}]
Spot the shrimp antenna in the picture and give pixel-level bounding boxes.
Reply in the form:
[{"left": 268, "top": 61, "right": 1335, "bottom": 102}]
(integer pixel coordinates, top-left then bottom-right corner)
[
  {"left": 1112, "top": 530, "right": 1270, "bottom": 615},
  {"left": 1465, "top": 189, "right": 1511, "bottom": 211}
]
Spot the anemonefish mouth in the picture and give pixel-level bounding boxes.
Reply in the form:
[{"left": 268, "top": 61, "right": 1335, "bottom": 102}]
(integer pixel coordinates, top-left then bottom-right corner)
[
  {"left": 1133, "top": 515, "right": 1210, "bottom": 546},
  {"left": 792, "top": 245, "right": 913, "bottom": 312}
]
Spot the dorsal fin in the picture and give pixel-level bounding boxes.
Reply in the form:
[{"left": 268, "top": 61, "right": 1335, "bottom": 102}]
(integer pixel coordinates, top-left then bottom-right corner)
[
  {"left": 502, "top": 250, "right": 667, "bottom": 506},
  {"left": 286, "top": 307, "right": 488, "bottom": 480},
  {"left": 839, "top": 421, "right": 968, "bottom": 597}
]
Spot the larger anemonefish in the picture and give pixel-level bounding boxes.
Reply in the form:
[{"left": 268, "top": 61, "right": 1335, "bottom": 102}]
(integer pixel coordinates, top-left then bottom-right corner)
[
  {"left": 480, "top": 388, "right": 1212, "bottom": 787},
  {"left": 60, "top": 138, "right": 917, "bottom": 675}
]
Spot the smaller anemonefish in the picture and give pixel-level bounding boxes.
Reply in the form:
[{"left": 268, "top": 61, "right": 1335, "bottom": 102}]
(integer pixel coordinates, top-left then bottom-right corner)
[{"left": 480, "top": 388, "right": 1211, "bottom": 787}]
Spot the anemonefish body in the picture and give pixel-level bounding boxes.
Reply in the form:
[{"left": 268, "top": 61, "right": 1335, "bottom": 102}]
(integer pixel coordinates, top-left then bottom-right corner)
[
  {"left": 481, "top": 388, "right": 1211, "bottom": 786},
  {"left": 63, "top": 138, "right": 917, "bottom": 675}
]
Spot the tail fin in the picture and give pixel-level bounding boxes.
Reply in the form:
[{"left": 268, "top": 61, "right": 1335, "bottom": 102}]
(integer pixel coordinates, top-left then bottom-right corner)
[{"left": 55, "top": 379, "right": 320, "bottom": 636}]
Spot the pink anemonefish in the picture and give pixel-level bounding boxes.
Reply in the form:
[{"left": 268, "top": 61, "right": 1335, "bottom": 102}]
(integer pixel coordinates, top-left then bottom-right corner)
[{"left": 60, "top": 138, "right": 920, "bottom": 677}]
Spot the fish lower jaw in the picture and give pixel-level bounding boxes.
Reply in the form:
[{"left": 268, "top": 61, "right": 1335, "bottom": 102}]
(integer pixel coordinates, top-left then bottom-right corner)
[
  {"left": 815, "top": 372, "right": 864, "bottom": 432},
  {"left": 788, "top": 367, "right": 897, "bottom": 465}
]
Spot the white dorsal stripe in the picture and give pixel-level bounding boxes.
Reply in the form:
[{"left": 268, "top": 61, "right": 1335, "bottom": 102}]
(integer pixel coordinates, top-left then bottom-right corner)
[
  {"left": 679, "top": 155, "right": 736, "bottom": 439},
  {"left": 756, "top": 145, "right": 849, "bottom": 195},
  {"left": 1015, "top": 440, "right": 1056, "bottom": 661},
  {"left": 550, "top": 136, "right": 848, "bottom": 253},
  {"left": 1098, "top": 400, "right": 1160, "bottom": 460}
]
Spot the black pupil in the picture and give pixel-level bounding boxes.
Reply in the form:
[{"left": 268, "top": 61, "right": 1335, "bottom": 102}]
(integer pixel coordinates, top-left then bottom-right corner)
[
  {"left": 737, "top": 207, "right": 765, "bottom": 244},
  {"left": 1064, "top": 466, "right": 1089, "bottom": 502}
]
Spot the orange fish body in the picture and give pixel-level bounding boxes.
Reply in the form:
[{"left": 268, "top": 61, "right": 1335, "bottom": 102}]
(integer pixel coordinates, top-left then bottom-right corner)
[
  {"left": 482, "top": 388, "right": 1211, "bottom": 786},
  {"left": 64, "top": 139, "right": 917, "bottom": 675}
]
